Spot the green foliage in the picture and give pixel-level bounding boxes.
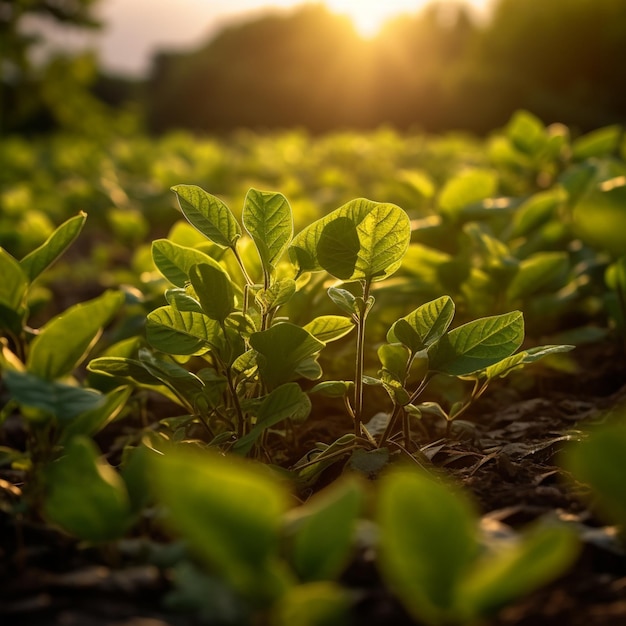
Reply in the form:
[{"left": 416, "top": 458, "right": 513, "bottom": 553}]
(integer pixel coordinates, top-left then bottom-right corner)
[
  {"left": 377, "top": 468, "right": 579, "bottom": 625},
  {"left": 42, "top": 436, "right": 133, "bottom": 542},
  {"left": 562, "top": 419, "right": 626, "bottom": 529}
]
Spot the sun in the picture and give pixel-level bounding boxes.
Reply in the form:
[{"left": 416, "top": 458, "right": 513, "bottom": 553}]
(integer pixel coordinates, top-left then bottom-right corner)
[{"left": 321, "top": 0, "right": 433, "bottom": 37}]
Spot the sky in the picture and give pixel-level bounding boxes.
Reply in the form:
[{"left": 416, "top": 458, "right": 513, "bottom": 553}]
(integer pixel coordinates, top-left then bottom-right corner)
[{"left": 29, "top": 0, "right": 493, "bottom": 77}]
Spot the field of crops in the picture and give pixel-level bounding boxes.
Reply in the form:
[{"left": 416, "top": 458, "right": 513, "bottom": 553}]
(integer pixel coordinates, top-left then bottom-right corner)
[{"left": 2, "top": 110, "right": 626, "bottom": 625}]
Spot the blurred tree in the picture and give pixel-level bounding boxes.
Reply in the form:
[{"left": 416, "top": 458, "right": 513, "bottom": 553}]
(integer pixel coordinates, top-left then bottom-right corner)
[
  {"left": 148, "top": 5, "right": 377, "bottom": 133},
  {"left": 477, "top": 0, "right": 626, "bottom": 130},
  {"left": 0, "top": 0, "right": 107, "bottom": 133}
]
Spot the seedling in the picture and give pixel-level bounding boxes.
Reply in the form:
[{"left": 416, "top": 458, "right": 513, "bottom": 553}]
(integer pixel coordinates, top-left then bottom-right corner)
[{"left": 90, "top": 186, "right": 573, "bottom": 476}]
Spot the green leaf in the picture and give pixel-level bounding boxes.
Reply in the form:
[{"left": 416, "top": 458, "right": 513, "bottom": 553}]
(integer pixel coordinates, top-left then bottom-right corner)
[
  {"left": 572, "top": 125, "right": 622, "bottom": 161},
  {"left": 243, "top": 188, "right": 293, "bottom": 275},
  {"left": 189, "top": 263, "right": 235, "bottom": 323},
  {"left": 510, "top": 189, "right": 565, "bottom": 239},
  {"left": 438, "top": 170, "right": 498, "bottom": 218},
  {"left": 0, "top": 248, "right": 28, "bottom": 311},
  {"left": 303, "top": 315, "right": 354, "bottom": 343},
  {"left": 482, "top": 344, "right": 575, "bottom": 381},
  {"left": 327, "top": 287, "right": 359, "bottom": 317},
  {"left": 87, "top": 356, "right": 162, "bottom": 386},
  {"left": 458, "top": 524, "right": 578, "bottom": 620},
  {"left": 506, "top": 110, "right": 547, "bottom": 156},
  {"left": 171, "top": 185, "right": 241, "bottom": 248},
  {"left": 287, "top": 477, "right": 363, "bottom": 581},
  {"left": 27, "top": 290, "right": 124, "bottom": 381},
  {"left": 289, "top": 199, "right": 410, "bottom": 282},
  {"left": 378, "top": 343, "right": 410, "bottom": 382},
  {"left": 250, "top": 323, "right": 325, "bottom": 390},
  {"left": 3, "top": 370, "right": 104, "bottom": 419},
  {"left": 573, "top": 176, "right": 626, "bottom": 256},
  {"left": 309, "top": 380, "right": 353, "bottom": 397},
  {"left": 150, "top": 446, "right": 291, "bottom": 602},
  {"left": 387, "top": 296, "right": 455, "bottom": 353},
  {"left": 59, "top": 385, "right": 131, "bottom": 441},
  {"left": 255, "top": 278, "right": 296, "bottom": 314},
  {"left": 233, "top": 383, "right": 311, "bottom": 455},
  {"left": 273, "top": 582, "right": 350, "bottom": 626},
  {"left": 152, "top": 239, "right": 224, "bottom": 288},
  {"left": 563, "top": 421, "right": 626, "bottom": 527},
  {"left": 43, "top": 436, "right": 131, "bottom": 542},
  {"left": 146, "top": 305, "right": 222, "bottom": 355},
  {"left": 19, "top": 212, "right": 86, "bottom": 282},
  {"left": 506, "top": 252, "right": 568, "bottom": 302},
  {"left": 377, "top": 468, "right": 478, "bottom": 625},
  {"left": 427, "top": 311, "right": 524, "bottom": 376}
]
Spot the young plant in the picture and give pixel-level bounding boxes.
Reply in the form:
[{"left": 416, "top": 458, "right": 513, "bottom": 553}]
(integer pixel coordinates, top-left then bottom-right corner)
[
  {"left": 90, "top": 185, "right": 572, "bottom": 476},
  {"left": 0, "top": 214, "right": 132, "bottom": 514},
  {"left": 89, "top": 186, "right": 355, "bottom": 459}
]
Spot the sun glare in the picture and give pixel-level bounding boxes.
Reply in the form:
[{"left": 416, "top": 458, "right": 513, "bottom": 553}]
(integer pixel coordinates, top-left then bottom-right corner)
[{"left": 321, "top": 0, "right": 488, "bottom": 37}]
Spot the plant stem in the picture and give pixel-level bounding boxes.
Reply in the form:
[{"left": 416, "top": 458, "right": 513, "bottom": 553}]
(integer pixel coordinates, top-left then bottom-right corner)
[
  {"left": 231, "top": 245, "right": 255, "bottom": 287},
  {"left": 353, "top": 280, "right": 371, "bottom": 437}
]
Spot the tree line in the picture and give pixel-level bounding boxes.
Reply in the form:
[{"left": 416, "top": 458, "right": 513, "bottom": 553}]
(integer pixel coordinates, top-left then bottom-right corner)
[{"left": 3, "top": 0, "right": 626, "bottom": 135}]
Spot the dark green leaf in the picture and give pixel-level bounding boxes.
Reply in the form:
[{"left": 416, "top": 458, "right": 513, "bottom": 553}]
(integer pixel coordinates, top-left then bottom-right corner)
[{"left": 189, "top": 263, "right": 235, "bottom": 323}]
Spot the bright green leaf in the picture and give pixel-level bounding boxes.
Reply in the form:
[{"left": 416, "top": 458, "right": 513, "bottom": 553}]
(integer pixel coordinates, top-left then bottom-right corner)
[
  {"left": 171, "top": 185, "right": 241, "bottom": 249},
  {"left": 255, "top": 278, "right": 296, "bottom": 314},
  {"left": 150, "top": 446, "right": 291, "bottom": 602},
  {"left": 458, "top": 524, "right": 578, "bottom": 620},
  {"left": 27, "top": 290, "right": 124, "bottom": 381},
  {"left": 387, "top": 296, "right": 455, "bottom": 353},
  {"left": 19, "top": 212, "right": 86, "bottom": 283},
  {"left": 152, "top": 239, "right": 224, "bottom": 287},
  {"left": 572, "top": 125, "right": 622, "bottom": 161},
  {"left": 243, "top": 188, "right": 293, "bottom": 275},
  {"left": 438, "top": 170, "right": 498, "bottom": 218},
  {"left": 287, "top": 477, "right": 364, "bottom": 581},
  {"left": 43, "top": 436, "right": 131, "bottom": 542},
  {"left": 377, "top": 468, "right": 478, "bottom": 625},
  {"left": 303, "top": 315, "right": 354, "bottom": 343},
  {"left": 428, "top": 311, "right": 524, "bottom": 376},
  {"left": 233, "top": 383, "right": 311, "bottom": 455},
  {"left": 0, "top": 248, "right": 28, "bottom": 311},
  {"left": 506, "top": 252, "right": 568, "bottom": 302},
  {"left": 563, "top": 420, "right": 626, "bottom": 527},
  {"left": 146, "top": 305, "right": 222, "bottom": 355}
]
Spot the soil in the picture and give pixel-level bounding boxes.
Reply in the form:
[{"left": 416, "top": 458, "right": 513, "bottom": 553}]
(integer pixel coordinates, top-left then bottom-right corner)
[{"left": 1, "top": 339, "right": 626, "bottom": 626}]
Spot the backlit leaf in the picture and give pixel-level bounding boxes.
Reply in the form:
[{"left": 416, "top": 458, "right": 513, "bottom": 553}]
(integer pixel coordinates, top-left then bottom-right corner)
[
  {"left": 243, "top": 188, "right": 293, "bottom": 274},
  {"left": 19, "top": 212, "right": 86, "bottom": 282},
  {"left": 303, "top": 315, "right": 354, "bottom": 343},
  {"left": 171, "top": 185, "right": 241, "bottom": 248},
  {"left": 428, "top": 311, "right": 524, "bottom": 376},
  {"left": 387, "top": 296, "right": 455, "bottom": 353},
  {"left": 146, "top": 305, "right": 222, "bottom": 355},
  {"left": 27, "top": 290, "right": 124, "bottom": 381},
  {"left": 152, "top": 239, "right": 224, "bottom": 288}
]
